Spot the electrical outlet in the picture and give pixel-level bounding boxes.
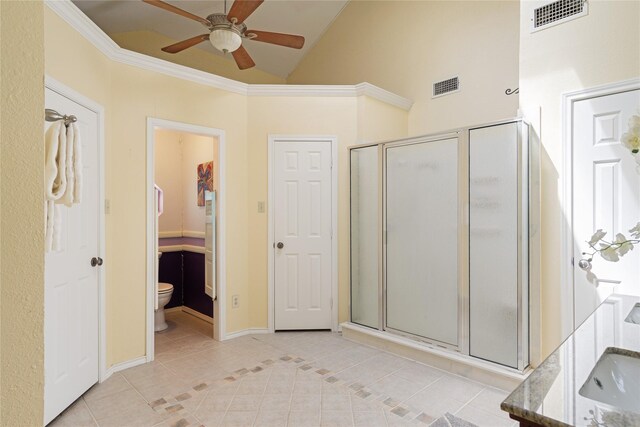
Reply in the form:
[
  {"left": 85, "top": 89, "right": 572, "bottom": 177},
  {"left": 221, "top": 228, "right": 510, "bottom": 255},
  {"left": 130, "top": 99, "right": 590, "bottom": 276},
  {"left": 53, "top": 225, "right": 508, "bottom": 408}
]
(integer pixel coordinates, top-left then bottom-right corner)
[
  {"left": 257, "top": 201, "right": 265, "bottom": 213},
  {"left": 232, "top": 295, "right": 239, "bottom": 308}
]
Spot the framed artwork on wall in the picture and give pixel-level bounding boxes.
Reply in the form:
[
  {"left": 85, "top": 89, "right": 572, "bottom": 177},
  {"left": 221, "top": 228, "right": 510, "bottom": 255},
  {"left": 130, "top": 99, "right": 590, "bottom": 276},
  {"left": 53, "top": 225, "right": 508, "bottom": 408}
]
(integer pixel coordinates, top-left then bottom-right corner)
[{"left": 197, "top": 161, "right": 213, "bottom": 206}]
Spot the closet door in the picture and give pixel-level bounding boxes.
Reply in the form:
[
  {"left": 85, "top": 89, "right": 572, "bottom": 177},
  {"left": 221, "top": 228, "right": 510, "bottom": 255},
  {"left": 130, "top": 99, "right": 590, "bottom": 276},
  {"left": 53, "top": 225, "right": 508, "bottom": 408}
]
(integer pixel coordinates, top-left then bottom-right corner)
[
  {"left": 385, "top": 137, "right": 460, "bottom": 346},
  {"left": 350, "top": 146, "right": 379, "bottom": 329},
  {"left": 469, "top": 122, "right": 527, "bottom": 368}
]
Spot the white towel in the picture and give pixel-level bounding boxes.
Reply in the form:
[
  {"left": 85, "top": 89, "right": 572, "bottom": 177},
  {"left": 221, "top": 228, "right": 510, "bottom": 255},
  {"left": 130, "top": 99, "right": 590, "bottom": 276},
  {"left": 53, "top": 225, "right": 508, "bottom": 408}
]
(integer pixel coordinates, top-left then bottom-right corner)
[
  {"left": 59, "top": 123, "right": 82, "bottom": 207},
  {"left": 44, "top": 121, "right": 82, "bottom": 252}
]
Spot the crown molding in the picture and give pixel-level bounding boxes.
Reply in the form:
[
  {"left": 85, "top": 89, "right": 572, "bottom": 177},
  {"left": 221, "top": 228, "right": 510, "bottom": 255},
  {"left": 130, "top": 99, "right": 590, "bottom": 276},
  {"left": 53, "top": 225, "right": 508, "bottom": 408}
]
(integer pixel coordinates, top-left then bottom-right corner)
[{"left": 45, "top": 0, "right": 413, "bottom": 110}]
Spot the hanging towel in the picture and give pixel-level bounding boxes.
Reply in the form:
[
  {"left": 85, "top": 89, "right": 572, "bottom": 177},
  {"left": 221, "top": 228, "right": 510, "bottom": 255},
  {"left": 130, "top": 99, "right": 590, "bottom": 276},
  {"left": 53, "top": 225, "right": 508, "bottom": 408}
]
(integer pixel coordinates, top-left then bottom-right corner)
[
  {"left": 44, "top": 121, "right": 83, "bottom": 252},
  {"left": 59, "top": 123, "right": 82, "bottom": 207}
]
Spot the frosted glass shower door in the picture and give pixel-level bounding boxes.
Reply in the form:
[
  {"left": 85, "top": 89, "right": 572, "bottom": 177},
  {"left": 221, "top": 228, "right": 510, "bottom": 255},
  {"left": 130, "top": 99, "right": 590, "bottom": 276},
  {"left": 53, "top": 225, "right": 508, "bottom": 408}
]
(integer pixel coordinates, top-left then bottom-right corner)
[
  {"left": 350, "top": 146, "right": 379, "bottom": 329},
  {"left": 385, "top": 138, "right": 459, "bottom": 346},
  {"left": 469, "top": 122, "right": 527, "bottom": 369}
]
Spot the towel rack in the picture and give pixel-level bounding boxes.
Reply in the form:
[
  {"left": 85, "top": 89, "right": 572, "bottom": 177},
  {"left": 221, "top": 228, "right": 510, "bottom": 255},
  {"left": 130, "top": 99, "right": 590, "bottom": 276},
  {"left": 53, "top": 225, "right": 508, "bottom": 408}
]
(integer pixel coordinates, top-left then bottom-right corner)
[{"left": 45, "top": 108, "right": 77, "bottom": 126}]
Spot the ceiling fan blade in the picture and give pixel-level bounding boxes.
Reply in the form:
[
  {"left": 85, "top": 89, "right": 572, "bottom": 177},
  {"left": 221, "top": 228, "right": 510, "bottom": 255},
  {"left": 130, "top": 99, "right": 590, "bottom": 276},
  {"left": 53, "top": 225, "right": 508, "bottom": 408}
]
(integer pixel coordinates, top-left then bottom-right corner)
[
  {"left": 161, "top": 34, "right": 210, "bottom": 54},
  {"left": 227, "top": 0, "right": 264, "bottom": 24},
  {"left": 231, "top": 45, "right": 256, "bottom": 70},
  {"left": 142, "top": 0, "right": 210, "bottom": 26},
  {"left": 246, "top": 30, "right": 305, "bottom": 49}
]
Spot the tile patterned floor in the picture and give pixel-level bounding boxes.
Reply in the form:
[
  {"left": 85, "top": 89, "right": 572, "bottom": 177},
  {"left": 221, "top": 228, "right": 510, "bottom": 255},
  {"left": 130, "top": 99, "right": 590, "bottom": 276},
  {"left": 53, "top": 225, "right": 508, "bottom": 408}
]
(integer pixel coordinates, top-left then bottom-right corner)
[{"left": 50, "top": 312, "right": 517, "bottom": 427}]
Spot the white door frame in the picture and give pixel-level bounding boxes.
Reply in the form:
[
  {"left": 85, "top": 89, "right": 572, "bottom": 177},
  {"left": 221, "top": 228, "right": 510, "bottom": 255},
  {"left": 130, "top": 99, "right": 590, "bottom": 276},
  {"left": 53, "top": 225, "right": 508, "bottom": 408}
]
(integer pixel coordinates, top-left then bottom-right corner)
[
  {"left": 560, "top": 77, "right": 640, "bottom": 336},
  {"left": 44, "top": 76, "right": 108, "bottom": 382},
  {"left": 267, "top": 135, "right": 339, "bottom": 333},
  {"left": 146, "top": 118, "right": 227, "bottom": 360}
]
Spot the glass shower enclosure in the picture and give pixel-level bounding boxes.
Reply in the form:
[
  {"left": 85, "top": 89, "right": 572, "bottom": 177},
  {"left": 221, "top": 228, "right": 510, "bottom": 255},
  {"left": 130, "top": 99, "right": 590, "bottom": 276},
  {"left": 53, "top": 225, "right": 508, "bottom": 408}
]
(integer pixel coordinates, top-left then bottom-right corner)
[{"left": 350, "top": 119, "right": 533, "bottom": 370}]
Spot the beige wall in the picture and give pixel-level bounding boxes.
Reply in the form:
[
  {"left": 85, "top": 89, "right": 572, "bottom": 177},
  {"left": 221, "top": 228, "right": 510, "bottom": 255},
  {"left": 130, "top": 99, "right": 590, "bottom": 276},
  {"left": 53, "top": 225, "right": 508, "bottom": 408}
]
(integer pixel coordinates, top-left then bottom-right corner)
[
  {"left": 182, "top": 133, "right": 218, "bottom": 234},
  {"left": 44, "top": 6, "right": 408, "bottom": 367},
  {"left": 287, "top": 1, "right": 520, "bottom": 135},
  {"left": 45, "top": 7, "right": 250, "bottom": 363},
  {"left": 246, "top": 96, "right": 407, "bottom": 328},
  {"left": 155, "top": 131, "right": 183, "bottom": 234},
  {"left": 111, "top": 30, "right": 285, "bottom": 85},
  {"left": 155, "top": 130, "right": 218, "bottom": 235},
  {"left": 0, "top": 1, "right": 45, "bottom": 425},
  {"left": 519, "top": 0, "right": 640, "bottom": 358}
]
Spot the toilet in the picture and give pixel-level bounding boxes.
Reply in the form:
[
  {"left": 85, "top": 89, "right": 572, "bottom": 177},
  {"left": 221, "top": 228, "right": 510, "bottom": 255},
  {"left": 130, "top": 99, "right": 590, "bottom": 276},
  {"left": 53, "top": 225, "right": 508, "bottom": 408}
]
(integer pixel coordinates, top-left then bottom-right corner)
[{"left": 155, "top": 282, "right": 174, "bottom": 332}]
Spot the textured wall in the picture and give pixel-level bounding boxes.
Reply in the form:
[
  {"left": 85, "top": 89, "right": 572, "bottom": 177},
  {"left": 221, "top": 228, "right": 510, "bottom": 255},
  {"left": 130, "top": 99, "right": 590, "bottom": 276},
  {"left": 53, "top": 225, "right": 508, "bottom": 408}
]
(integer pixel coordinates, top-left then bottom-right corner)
[
  {"left": 155, "top": 130, "right": 184, "bottom": 235},
  {"left": 0, "top": 1, "right": 45, "bottom": 425},
  {"left": 246, "top": 96, "right": 407, "bottom": 329},
  {"left": 519, "top": 0, "right": 640, "bottom": 359},
  {"left": 287, "top": 1, "right": 519, "bottom": 136},
  {"left": 45, "top": 5, "right": 409, "bottom": 366}
]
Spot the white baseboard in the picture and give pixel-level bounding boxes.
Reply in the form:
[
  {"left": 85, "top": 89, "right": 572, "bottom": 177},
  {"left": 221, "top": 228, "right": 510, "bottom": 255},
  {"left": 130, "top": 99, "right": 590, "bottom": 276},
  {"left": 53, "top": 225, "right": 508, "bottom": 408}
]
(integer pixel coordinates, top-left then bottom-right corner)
[
  {"left": 223, "top": 328, "right": 271, "bottom": 340},
  {"left": 159, "top": 244, "right": 204, "bottom": 254},
  {"left": 159, "top": 231, "right": 182, "bottom": 238},
  {"left": 182, "top": 306, "right": 214, "bottom": 324},
  {"left": 158, "top": 245, "right": 183, "bottom": 253},
  {"left": 102, "top": 356, "right": 147, "bottom": 382},
  {"left": 183, "top": 230, "right": 205, "bottom": 238},
  {"left": 183, "top": 245, "right": 205, "bottom": 254},
  {"left": 341, "top": 322, "right": 529, "bottom": 391}
]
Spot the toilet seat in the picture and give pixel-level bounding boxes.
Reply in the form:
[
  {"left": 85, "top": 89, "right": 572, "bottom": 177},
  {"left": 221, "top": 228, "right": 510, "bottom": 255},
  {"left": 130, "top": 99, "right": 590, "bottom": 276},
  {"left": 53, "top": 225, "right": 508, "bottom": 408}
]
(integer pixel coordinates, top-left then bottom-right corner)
[{"left": 158, "top": 282, "right": 173, "bottom": 294}]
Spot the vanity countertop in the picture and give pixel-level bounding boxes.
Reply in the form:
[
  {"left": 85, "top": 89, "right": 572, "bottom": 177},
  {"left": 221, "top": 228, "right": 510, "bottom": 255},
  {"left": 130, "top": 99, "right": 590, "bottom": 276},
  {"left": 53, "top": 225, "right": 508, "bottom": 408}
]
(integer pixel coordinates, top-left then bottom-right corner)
[{"left": 501, "top": 294, "right": 640, "bottom": 427}]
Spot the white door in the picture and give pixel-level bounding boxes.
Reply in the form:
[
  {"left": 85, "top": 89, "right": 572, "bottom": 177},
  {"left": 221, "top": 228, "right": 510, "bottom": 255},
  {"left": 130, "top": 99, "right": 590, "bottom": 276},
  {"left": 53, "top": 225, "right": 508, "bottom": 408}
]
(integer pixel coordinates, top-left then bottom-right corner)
[
  {"left": 273, "top": 140, "right": 333, "bottom": 330},
  {"left": 44, "top": 88, "right": 101, "bottom": 424},
  {"left": 573, "top": 89, "right": 640, "bottom": 327}
]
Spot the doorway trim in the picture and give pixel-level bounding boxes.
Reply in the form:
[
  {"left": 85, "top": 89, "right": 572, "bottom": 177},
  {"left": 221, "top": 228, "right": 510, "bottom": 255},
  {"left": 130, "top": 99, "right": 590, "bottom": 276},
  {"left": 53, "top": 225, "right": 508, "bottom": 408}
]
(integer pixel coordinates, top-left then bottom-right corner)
[
  {"left": 146, "top": 118, "right": 227, "bottom": 361},
  {"left": 560, "top": 77, "right": 640, "bottom": 336},
  {"left": 44, "top": 76, "right": 108, "bottom": 382},
  {"left": 267, "top": 135, "right": 339, "bottom": 333}
]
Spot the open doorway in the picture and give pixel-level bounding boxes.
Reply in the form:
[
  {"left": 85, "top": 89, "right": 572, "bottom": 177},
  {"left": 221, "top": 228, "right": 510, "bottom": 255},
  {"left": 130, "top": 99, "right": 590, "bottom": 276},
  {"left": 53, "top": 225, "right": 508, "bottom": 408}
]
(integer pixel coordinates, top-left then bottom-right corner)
[{"left": 146, "top": 118, "right": 226, "bottom": 362}]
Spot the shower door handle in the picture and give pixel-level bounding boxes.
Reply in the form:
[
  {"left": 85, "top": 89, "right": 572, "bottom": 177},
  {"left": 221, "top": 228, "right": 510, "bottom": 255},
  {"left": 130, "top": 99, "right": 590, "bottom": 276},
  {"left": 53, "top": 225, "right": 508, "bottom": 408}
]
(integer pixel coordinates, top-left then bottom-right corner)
[{"left": 578, "top": 258, "right": 591, "bottom": 271}]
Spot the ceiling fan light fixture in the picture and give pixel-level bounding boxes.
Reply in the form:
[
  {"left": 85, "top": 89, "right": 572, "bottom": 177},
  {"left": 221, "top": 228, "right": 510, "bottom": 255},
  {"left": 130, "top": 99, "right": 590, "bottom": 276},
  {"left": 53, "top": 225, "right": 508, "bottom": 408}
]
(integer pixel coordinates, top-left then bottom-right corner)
[{"left": 209, "top": 28, "right": 242, "bottom": 53}]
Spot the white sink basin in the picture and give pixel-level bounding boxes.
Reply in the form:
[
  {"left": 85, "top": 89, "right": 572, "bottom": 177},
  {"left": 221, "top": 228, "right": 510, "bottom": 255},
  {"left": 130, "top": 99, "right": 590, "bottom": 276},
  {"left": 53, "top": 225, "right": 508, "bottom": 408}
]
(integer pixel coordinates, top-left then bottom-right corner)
[
  {"left": 625, "top": 303, "right": 640, "bottom": 324},
  {"left": 579, "top": 348, "right": 640, "bottom": 412}
]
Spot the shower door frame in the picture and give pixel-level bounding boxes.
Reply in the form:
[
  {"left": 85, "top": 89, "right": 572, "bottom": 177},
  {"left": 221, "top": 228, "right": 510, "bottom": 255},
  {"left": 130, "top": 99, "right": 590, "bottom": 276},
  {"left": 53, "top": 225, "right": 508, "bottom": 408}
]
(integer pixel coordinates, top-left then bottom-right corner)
[
  {"left": 349, "top": 132, "right": 470, "bottom": 354},
  {"left": 348, "top": 119, "right": 534, "bottom": 371},
  {"left": 381, "top": 132, "right": 470, "bottom": 353}
]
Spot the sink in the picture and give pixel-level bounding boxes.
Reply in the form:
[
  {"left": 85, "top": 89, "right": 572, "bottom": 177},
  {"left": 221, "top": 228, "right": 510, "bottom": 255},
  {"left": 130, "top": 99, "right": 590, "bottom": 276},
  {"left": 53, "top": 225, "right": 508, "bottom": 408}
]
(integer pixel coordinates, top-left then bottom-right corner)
[
  {"left": 625, "top": 303, "right": 640, "bottom": 324},
  {"left": 579, "top": 347, "right": 640, "bottom": 412}
]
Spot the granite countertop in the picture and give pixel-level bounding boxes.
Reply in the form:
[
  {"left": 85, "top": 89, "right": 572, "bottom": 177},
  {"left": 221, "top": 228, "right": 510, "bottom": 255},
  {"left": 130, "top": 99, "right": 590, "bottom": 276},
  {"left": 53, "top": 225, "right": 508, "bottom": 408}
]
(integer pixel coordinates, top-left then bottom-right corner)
[{"left": 502, "top": 294, "right": 640, "bottom": 427}]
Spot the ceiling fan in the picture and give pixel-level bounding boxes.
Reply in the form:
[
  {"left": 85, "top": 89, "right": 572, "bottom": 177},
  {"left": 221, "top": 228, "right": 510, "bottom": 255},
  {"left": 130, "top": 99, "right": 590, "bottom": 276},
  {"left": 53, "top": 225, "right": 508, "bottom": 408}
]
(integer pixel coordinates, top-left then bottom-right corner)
[{"left": 142, "top": 0, "right": 305, "bottom": 70}]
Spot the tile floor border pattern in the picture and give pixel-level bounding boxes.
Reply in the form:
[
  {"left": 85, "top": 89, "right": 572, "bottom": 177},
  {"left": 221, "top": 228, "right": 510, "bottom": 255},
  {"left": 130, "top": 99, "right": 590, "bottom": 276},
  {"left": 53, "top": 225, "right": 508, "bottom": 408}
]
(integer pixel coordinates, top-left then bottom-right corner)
[{"left": 148, "top": 352, "right": 478, "bottom": 427}]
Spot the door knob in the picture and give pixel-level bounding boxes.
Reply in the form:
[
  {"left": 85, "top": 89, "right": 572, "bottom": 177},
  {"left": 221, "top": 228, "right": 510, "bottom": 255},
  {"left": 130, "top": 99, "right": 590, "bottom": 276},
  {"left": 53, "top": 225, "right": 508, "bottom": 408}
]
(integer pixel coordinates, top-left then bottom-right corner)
[
  {"left": 90, "top": 257, "right": 103, "bottom": 267},
  {"left": 276, "top": 242, "right": 284, "bottom": 249},
  {"left": 578, "top": 258, "right": 591, "bottom": 271}
]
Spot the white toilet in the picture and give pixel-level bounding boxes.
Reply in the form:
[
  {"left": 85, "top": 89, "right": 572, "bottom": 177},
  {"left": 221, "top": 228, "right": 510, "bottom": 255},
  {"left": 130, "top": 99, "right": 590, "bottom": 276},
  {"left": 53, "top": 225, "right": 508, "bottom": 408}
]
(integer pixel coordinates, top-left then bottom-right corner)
[{"left": 155, "top": 282, "right": 174, "bottom": 332}]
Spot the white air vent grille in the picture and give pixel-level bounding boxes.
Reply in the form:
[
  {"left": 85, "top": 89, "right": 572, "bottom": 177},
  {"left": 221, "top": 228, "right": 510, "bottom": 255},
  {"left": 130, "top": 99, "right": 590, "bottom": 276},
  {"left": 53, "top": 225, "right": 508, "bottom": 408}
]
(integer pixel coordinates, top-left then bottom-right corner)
[
  {"left": 433, "top": 77, "right": 459, "bottom": 98},
  {"left": 532, "top": 0, "right": 587, "bottom": 32}
]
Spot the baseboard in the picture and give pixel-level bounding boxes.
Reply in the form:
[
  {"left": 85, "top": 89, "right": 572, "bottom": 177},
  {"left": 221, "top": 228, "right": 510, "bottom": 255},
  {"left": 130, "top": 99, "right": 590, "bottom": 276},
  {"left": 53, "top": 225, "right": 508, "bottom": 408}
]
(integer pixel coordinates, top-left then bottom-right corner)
[
  {"left": 159, "top": 231, "right": 182, "bottom": 238},
  {"left": 183, "top": 245, "right": 205, "bottom": 254},
  {"left": 183, "top": 230, "right": 205, "bottom": 238},
  {"left": 158, "top": 244, "right": 204, "bottom": 254},
  {"left": 341, "top": 322, "right": 528, "bottom": 391},
  {"left": 223, "top": 328, "right": 271, "bottom": 340},
  {"left": 158, "top": 245, "right": 182, "bottom": 253},
  {"left": 102, "top": 356, "right": 147, "bottom": 382},
  {"left": 182, "top": 306, "right": 214, "bottom": 324}
]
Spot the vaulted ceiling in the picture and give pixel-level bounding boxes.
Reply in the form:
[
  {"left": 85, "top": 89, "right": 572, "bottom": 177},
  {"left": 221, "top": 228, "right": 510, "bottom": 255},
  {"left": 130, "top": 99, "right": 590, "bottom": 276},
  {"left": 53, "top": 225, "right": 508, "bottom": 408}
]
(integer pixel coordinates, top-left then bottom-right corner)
[{"left": 72, "top": 0, "right": 349, "bottom": 79}]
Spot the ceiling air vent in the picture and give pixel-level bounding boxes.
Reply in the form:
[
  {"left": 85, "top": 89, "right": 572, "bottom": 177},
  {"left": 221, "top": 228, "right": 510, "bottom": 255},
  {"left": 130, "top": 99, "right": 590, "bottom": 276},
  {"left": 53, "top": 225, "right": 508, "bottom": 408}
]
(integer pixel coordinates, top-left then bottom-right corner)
[
  {"left": 532, "top": 0, "right": 588, "bottom": 32},
  {"left": 433, "top": 77, "right": 459, "bottom": 98}
]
